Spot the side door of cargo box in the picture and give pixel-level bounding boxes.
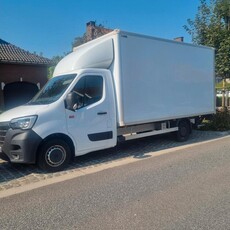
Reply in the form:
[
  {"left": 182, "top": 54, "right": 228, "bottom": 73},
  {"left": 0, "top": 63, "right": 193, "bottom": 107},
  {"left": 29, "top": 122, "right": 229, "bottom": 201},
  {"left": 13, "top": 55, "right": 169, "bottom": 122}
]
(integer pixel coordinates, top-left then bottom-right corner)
[{"left": 65, "top": 71, "right": 117, "bottom": 155}]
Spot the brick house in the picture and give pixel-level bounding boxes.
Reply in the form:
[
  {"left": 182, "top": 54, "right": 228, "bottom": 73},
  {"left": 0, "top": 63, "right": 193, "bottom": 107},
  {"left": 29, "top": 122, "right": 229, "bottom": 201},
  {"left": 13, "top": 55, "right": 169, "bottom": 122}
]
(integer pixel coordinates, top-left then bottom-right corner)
[
  {"left": 85, "top": 21, "right": 113, "bottom": 42},
  {"left": 0, "top": 39, "right": 52, "bottom": 110}
]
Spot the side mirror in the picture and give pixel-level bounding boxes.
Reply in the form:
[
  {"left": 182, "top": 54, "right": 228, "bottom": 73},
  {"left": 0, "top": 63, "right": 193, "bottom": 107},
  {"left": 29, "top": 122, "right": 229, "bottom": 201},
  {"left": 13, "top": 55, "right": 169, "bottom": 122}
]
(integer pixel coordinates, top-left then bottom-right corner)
[{"left": 65, "top": 92, "right": 78, "bottom": 111}]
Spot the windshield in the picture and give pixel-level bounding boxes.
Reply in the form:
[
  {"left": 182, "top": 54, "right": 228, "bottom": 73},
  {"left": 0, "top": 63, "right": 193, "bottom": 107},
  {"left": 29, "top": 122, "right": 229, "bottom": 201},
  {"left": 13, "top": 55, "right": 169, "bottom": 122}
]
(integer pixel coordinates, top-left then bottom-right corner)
[{"left": 28, "top": 74, "right": 76, "bottom": 105}]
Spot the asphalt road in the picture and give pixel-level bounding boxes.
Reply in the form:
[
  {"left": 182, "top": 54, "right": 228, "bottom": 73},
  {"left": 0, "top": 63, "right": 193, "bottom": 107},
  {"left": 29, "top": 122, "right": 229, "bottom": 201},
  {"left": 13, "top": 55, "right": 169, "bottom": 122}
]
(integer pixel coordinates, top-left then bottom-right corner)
[{"left": 1, "top": 136, "right": 230, "bottom": 230}]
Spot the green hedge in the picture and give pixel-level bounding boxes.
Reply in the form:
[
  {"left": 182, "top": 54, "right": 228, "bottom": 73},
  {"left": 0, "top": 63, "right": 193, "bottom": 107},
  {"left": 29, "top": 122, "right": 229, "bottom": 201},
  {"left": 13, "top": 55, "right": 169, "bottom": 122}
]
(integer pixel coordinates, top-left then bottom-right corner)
[
  {"left": 201, "top": 109, "right": 230, "bottom": 131},
  {"left": 216, "top": 96, "right": 222, "bottom": 107}
]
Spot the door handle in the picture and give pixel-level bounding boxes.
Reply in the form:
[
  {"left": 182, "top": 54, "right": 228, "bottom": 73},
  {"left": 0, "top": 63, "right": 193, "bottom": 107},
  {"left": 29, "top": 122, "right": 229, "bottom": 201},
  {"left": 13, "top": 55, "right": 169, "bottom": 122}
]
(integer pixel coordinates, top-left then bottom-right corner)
[{"left": 97, "top": 112, "right": 107, "bottom": 115}]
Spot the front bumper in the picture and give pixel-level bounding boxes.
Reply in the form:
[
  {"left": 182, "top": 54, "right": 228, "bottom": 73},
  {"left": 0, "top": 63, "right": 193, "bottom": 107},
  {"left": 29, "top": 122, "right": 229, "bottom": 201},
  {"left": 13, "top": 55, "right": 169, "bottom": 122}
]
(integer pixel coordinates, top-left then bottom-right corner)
[{"left": 0, "top": 129, "right": 42, "bottom": 164}]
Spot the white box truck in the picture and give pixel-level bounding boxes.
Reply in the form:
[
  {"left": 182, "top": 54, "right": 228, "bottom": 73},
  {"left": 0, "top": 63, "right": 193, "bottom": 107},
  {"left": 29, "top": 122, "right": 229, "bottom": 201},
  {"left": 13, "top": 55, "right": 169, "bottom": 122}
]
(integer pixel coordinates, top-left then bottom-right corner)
[{"left": 0, "top": 30, "right": 215, "bottom": 171}]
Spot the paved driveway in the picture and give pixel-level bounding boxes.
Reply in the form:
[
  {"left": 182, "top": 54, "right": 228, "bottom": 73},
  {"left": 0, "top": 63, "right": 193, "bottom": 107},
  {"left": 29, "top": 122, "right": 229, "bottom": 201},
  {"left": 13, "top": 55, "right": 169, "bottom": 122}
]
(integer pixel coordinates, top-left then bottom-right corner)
[{"left": 0, "top": 130, "right": 228, "bottom": 191}]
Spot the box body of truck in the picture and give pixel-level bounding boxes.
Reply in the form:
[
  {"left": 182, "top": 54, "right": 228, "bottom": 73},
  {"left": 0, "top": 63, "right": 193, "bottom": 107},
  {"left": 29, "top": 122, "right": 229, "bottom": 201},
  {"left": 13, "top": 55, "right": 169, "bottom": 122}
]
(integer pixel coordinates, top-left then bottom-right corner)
[
  {"left": 117, "top": 31, "right": 215, "bottom": 126},
  {"left": 0, "top": 30, "right": 215, "bottom": 171}
]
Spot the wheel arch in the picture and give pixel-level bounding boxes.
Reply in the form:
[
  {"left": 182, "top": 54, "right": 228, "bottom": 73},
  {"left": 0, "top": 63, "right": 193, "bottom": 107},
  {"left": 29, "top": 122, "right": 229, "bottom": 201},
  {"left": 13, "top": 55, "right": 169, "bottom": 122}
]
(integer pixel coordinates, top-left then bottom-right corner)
[{"left": 36, "top": 133, "right": 75, "bottom": 163}]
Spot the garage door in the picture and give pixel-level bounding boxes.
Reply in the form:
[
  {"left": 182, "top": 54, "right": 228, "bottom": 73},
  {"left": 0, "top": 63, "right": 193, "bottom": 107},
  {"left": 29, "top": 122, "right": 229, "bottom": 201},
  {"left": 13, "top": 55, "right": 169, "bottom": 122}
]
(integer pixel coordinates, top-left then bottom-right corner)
[{"left": 4, "top": 82, "right": 39, "bottom": 110}]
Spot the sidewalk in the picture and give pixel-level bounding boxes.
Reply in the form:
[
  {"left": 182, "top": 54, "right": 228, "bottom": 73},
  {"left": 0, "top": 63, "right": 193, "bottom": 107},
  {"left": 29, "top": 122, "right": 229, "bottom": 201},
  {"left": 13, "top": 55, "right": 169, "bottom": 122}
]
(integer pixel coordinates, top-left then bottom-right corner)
[{"left": 0, "top": 130, "right": 228, "bottom": 191}]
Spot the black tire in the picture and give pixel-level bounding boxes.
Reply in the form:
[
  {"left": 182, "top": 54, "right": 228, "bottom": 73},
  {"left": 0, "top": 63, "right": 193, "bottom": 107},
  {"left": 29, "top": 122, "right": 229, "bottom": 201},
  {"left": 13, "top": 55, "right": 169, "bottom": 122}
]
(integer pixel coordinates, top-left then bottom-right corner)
[
  {"left": 37, "top": 139, "right": 71, "bottom": 172},
  {"left": 176, "top": 120, "right": 190, "bottom": 142}
]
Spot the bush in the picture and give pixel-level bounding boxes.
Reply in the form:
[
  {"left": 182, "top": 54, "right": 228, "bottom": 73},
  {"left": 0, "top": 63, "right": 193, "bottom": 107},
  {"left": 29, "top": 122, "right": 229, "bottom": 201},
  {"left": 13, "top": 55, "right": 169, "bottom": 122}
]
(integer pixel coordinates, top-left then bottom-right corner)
[
  {"left": 201, "top": 109, "right": 230, "bottom": 131},
  {"left": 216, "top": 96, "right": 222, "bottom": 107}
]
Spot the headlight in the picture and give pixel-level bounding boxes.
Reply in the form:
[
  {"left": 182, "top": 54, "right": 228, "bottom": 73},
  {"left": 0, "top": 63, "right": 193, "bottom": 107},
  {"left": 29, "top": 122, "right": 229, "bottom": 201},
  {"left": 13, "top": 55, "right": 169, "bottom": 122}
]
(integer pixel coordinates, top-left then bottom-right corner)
[{"left": 10, "top": 116, "right": 37, "bottom": 130}]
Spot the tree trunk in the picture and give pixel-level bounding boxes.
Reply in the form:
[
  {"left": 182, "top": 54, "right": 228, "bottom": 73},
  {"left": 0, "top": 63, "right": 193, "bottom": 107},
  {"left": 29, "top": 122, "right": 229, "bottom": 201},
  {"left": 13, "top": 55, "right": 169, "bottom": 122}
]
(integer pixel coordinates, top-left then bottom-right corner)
[{"left": 222, "top": 78, "right": 226, "bottom": 108}]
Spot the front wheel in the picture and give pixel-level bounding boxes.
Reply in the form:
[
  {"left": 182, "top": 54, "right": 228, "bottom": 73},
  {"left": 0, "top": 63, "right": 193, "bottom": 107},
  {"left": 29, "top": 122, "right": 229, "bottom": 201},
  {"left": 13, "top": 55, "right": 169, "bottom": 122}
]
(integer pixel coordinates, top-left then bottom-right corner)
[{"left": 37, "top": 139, "right": 71, "bottom": 172}]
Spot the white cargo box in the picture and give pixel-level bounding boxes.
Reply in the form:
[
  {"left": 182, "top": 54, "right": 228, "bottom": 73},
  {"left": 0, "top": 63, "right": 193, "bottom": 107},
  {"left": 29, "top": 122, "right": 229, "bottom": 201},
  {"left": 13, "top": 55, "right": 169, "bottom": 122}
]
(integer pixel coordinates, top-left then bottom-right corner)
[{"left": 114, "top": 31, "right": 215, "bottom": 126}]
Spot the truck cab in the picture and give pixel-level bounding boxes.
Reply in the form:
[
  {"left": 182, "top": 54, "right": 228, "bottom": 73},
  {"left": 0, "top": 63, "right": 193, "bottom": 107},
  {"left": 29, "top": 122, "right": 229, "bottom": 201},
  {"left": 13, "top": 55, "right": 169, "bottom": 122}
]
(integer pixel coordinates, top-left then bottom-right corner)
[{"left": 0, "top": 69, "right": 117, "bottom": 171}]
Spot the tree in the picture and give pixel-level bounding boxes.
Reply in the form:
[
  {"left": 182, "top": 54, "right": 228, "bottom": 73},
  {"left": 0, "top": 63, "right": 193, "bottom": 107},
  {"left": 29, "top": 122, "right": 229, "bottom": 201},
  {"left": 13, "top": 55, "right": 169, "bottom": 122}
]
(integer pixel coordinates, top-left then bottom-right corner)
[
  {"left": 72, "top": 33, "right": 87, "bottom": 48},
  {"left": 214, "top": 0, "right": 230, "bottom": 80},
  {"left": 184, "top": 0, "right": 214, "bottom": 45},
  {"left": 48, "top": 55, "right": 64, "bottom": 79},
  {"left": 184, "top": 0, "right": 230, "bottom": 107}
]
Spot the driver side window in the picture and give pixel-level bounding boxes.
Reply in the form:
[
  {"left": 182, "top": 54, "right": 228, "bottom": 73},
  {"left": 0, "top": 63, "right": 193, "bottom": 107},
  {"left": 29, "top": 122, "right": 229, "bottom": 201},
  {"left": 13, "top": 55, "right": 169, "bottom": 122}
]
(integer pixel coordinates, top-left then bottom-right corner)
[{"left": 73, "top": 75, "right": 103, "bottom": 109}]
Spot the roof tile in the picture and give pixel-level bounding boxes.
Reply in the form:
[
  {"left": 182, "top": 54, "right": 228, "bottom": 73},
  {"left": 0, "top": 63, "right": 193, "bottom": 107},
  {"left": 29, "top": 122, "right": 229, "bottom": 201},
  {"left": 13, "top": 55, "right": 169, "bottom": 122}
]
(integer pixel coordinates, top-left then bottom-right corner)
[{"left": 0, "top": 38, "right": 53, "bottom": 65}]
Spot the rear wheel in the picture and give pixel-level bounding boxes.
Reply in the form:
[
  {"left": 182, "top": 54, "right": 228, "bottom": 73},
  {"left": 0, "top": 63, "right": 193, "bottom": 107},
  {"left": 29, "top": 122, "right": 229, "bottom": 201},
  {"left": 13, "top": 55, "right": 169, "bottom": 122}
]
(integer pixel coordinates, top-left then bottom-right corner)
[
  {"left": 176, "top": 120, "right": 191, "bottom": 142},
  {"left": 37, "top": 139, "right": 71, "bottom": 172}
]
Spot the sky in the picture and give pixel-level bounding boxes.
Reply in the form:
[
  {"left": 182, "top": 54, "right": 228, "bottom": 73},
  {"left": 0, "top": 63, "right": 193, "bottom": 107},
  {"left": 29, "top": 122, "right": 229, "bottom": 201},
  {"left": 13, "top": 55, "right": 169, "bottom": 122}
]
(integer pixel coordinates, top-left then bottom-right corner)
[{"left": 0, "top": 0, "right": 201, "bottom": 59}]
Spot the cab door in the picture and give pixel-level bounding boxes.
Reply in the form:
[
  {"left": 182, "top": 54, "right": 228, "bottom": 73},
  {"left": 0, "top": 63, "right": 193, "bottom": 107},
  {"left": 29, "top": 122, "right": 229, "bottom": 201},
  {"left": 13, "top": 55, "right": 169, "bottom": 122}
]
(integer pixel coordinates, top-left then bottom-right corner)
[{"left": 65, "top": 71, "right": 116, "bottom": 155}]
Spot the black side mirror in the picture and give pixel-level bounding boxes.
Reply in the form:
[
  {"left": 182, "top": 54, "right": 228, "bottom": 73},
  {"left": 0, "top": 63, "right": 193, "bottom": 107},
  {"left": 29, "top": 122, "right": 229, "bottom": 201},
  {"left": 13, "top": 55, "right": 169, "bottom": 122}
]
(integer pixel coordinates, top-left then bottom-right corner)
[{"left": 65, "top": 92, "right": 77, "bottom": 111}]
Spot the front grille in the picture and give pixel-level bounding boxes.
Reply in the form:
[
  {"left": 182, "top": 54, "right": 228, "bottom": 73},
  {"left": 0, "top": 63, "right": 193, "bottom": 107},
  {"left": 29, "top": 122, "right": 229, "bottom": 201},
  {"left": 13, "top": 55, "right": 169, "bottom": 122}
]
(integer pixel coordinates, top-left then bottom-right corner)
[{"left": 0, "top": 122, "right": 10, "bottom": 146}]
